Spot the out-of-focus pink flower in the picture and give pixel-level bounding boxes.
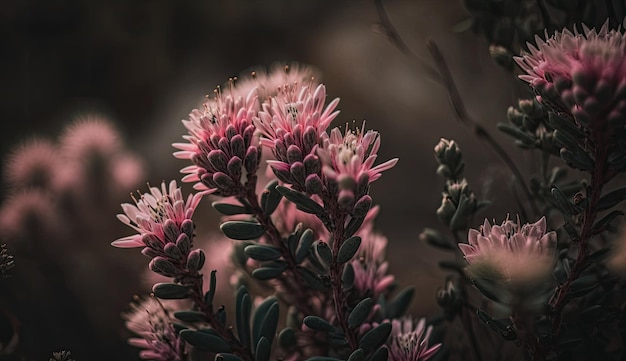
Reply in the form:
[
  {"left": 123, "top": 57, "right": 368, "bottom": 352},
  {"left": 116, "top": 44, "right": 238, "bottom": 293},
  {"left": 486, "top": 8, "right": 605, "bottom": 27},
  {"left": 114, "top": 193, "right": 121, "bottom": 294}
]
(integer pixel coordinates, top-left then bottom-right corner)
[
  {"left": 351, "top": 232, "right": 394, "bottom": 299},
  {"left": 254, "top": 83, "right": 340, "bottom": 191},
  {"left": 110, "top": 153, "right": 145, "bottom": 191},
  {"left": 123, "top": 296, "right": 185, "bottom": 361},
  {"left": 459, "top": 216, "right": 556, "bottom": 287},
  {"left": 59, "top": 115, "right": 121, "bottom": 161},
  {"left": 231, "top": 62, "right": 321, "bottom": 104},
  {"left": 4, "top": 138, "right": 67, "bottom": 191},
  {"left": 112, "top": 180, "right": 206, "bottom": 248},
  {"left": 515, "top": 22, "right": 626, "bottom": 131},
  {"left": 0, "top": 189, "right": 61, "bottom": 241},
  {"left": 388, "top": 317, "right": 441, "bottom": 361},
  {"left": 173, "top": 87, "right": 260, "bottom": 196}
]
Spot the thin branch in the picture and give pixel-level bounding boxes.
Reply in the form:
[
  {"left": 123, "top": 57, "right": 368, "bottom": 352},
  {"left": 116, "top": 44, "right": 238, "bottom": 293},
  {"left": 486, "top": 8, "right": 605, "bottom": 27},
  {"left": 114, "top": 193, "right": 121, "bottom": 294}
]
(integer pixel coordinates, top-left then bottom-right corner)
[
  {"left": 426, "top": 40, "right": 540, "bottom": 217},
  {"left": 374, "top": 0, "right": 441, "bottom": 83}
]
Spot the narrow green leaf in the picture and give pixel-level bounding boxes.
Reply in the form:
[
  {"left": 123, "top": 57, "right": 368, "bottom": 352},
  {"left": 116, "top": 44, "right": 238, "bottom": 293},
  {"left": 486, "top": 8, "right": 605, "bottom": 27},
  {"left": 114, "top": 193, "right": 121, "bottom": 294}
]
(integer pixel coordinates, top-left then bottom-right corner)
[
  {"left": 342, "top": 263, "right": 355, "bottom": 289},
  {"left": 303, "top": 316, "right": 335, "bottom": 332},
  {"left": 592, "top": 210, "right": 624, "bottom": 235},
  {"left": 570, "top": 275, "right": 599, "bottom": 297},
  {"left": 276, "top": 185, "right": 325, "bottom": 215},
  {"left": 258, "top": 302, "right": 279, "bottom": 345},
  {"left": 348, "top": 298, "right": 373, "bottom": 328},
  {"left": 298, "top": 266, "right": 326, "bottom": 290},
  {"left": 262, "top": 180, "right": 283, "bottom": 215},
  {"left": 252, "top": 297, "right": 277, "bottom": 347},
  {"left": 212, "top": 201, "right": 251, "bottom": 215},
  {"left": 255, "top": 336, "right": 270, "bottom": 361},
  {"left": 278, "top": 327, "right": 297, "bottom": 349},
  {"left": 385, "top": 287, "right": 415, "bottom": 319},
  {"left": 221, "top": 221, "right": 265, "bottom": 240},
  {"left": 235, "top": 286, "right": 251, "bottom": 349},
  {"left": 338, "top": 236, "right": 361, "bottom": 263},
  {"left": 598, "top": 187, "right": 626, "bottom": 211},
  {"left": 173, "top": 311, "right": 206, "bottom": 323},
  {"left": 348, "top": 349, "right": 365, "bottom": 361},
  {"left": 244, "top": 244, "right": 282, "bottom": 261},
  {"left": 216, "top": 354, "right": 243, "bottom": 361},
  {"left": 367, "top": 346, "right": 389, "bottom": 361},
  {"left": 359, "top": 322, "right": 391, "bottom": 352},
  {"left": 345, "top": 216, "right": 365, "bottom": 238},
  {"left": 205, "top": 270, "right": 217, "bottom": 306},
  {"left": 152, "top": 283, "right": 189, "bottom": 299},
  {"left": 296, "top": 229, "right": 315, "bottom": 264},
  {"left": 476, "top": 310, "right": 517, "bottom": 340}
]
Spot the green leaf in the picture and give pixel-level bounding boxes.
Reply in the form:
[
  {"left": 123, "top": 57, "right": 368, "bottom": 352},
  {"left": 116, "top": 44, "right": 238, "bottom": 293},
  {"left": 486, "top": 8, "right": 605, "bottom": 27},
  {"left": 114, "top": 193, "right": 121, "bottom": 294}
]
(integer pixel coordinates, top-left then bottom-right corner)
[
  {"left": 244, "top": 244, "right": 282, "bottom": 261},
  {"left": 252, "top": 262, "right": 287, "bottom": 280},
  {"left": 472, "top": 278, "right": 511, "bottom": 304},
  {"left": 221, "top": 221, "right": 265, "bottom": 240},
  {"left": 345, "top": 216, "right": 365, "bottom": 238},
  {"left": 173, "top": 311, "right": 206, "bottom": 323},
  {"left": 592, "top": 210, "right": 624, "bottom": 235},
  {"left": 598, "top": 187, "right": 626, "bottom": 211},
  {"left": 278, "top": 327, "right": 297, "bottom": 349},
  {"left": 212, "top": 201, "right": 251, "bottom": 216},
  {"left": 359, "top": 322, "right": 391, "bottom": 352},
  {"left": 255, "top": 336, "right": 270, "bottom": 361},
  {"left": 367, "top": 346, "right": 389, "bottom": 361},
  {"left": 385, "top": 287, "right": 415, "bottom": 319},
  {"left": 342, "top": 263, "right": 355, "bottom": 289},
  {"left": 348, "top": 298, "right": 373, "bottom": 328},
  {"left": 420, "top": 228, "right": 454, "bottom": 251},
  {"left": 216, "top": 354, "right": 243, "bottom": 361},
  {"left": 570, "top": 275, "right": 599, "bottom": 297},
  {"left": 261, "top": 180, "right": 283, "bottom": 215},
  {"left": 551, "top": 186, "right": 582, "bottom": 215},
  {"left": 252, "top": 297, "right": 278, "bottom": 346},
  {"left": 298, "top": 266, "right": 326, "bottom": 290},
  {"left": 306, "top": 358, "right": 343, "bottom": 361},
  {"left": 258, "top": 303, "right": 279, "bottom": 345},
  {"left": 314, "top": 241, "right": 332, "bottom": 266},
  {"left": 179, "top": 329, "right": 231, "bottom": 352},
  {"left": 348, "top": 349, "right": 365, "bottom": 361},
  {"left": 338, "top": 236, "right": 361, "bottom": 263},
  {"left": 276, "top": 185, "right": 325, "bottom": 215},
  {"left": 235, "top": 286, "right": 251, "bottom": 349},
  {"left": 476, "top": 310, "right": 516, "bottom": 340},
  {"left": 303, "top": 315, "right": 335, "bottom": 332},
  {"left": 497, "top": 122, "right": 536, "bottom": 145},
  {"left": 205, "top": 270, "right": 217, "bottom": 306},
  {"left": 296, "top": 229, "right": 315, "bottom": 264},
  {"left": 152, "top": 283, "right": 189, "bottom": 299}
]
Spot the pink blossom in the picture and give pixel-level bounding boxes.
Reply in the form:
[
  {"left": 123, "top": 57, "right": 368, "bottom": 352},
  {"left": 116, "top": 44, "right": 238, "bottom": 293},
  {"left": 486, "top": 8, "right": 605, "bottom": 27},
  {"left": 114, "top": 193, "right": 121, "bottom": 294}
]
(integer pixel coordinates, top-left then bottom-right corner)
[
  {"left": 59, "top": 115, "right": 122, "bottom": 161},
  {"left": 351, "top": 232, "right": 394, "bottom": 299},
  {"left": 388, "top": 317, "right": 442, "bottom": 361},
  {"left": 459, "top": 216, "right": 556, "bottom": 286},
  {"left": 173, "top": 87, "right": 260, "bottom": 196},
  {"left": 112, "top": 180, "right": 207, "bottom": 248},
  {"left": 515, "top": 21, "right": 626, "bottom": 130},
  {"left": 123, "top": 296, "right": 185, "bottom": 361},
  {"left": 4, "top": 138, "right": 63, "bottom": 191}
]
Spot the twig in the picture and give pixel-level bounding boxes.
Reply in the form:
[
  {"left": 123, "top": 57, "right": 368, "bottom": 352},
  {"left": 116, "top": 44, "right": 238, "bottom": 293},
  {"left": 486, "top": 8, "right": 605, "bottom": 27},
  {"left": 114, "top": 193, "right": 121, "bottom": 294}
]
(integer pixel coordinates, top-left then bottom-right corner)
[{"left": 425, "top": 40, "right": 540, "bottom": 218}]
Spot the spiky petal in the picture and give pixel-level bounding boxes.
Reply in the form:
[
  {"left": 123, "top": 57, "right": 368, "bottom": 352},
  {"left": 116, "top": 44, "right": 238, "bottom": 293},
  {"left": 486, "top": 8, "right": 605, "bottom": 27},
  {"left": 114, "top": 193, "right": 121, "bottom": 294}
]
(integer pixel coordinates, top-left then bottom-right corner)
[{"left": 388, "top": 317, "right": 442, "bottom": 361}]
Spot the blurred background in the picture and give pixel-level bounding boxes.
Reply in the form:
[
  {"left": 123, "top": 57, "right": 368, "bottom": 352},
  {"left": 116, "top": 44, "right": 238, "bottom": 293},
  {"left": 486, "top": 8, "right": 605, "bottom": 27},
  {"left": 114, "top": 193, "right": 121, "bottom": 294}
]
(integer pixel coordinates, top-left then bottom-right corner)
[{"left": 0, "top": 0, "right": 531, "bottom": 360}]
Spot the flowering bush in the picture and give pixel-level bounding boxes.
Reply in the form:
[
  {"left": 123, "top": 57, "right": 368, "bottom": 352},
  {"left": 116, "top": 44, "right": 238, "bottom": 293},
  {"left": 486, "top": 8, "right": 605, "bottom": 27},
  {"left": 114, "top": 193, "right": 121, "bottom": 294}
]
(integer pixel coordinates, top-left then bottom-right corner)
[{"left": 4, "top": 2, "right": 626, "bottom": 361}]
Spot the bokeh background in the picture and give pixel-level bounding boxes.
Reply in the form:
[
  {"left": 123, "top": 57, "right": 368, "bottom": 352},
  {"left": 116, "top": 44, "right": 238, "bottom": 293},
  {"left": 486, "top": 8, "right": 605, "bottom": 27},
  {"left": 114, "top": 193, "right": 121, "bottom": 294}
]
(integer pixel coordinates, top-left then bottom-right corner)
[{"left": 1, "top": 1, "right": 531, "bottom": 360}]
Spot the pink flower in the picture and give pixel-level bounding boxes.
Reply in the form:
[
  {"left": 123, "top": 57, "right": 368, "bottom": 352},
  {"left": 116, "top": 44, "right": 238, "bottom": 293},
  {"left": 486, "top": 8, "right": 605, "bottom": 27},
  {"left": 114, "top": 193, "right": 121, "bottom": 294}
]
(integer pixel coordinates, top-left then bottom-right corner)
[
  {"left": 230, "top": 62, "right": 321, "bottom": 104},
  {"left": 459, "top": 216, "right": 556, "bottom": 287},
  {"left": 351, "top": 231, "right": 394, "bottom": 299},
  {"left": 254, "top": 83, "right": 340, "bottom": 191},
  {"left": 112, "top": 180, "right": 207, "bottom": 249},
  {"left": 173, "top": 87, "right": 260, "bottom": 196},
  {"left": 59, "top": 115, "right": 122, "bottom": 161},
  {"left": 515, "top": 21, "right": 626, "bottom": 131},
  {"left": 388, "top": 317, "right": 442, "bottom": 361},
  {"left": 123, "top": 296, "right": 185, "bottom": 361},
  {"left": 4, "top": 138, "right": 63, "bottom": 191}
]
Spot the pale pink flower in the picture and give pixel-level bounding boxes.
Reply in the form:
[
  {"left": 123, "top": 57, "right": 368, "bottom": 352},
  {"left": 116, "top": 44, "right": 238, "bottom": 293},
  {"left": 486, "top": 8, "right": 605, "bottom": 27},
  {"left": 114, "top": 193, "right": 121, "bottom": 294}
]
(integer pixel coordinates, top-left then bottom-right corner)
[
  {"left": 112, "top": 180, "right": 207, "bottom": 248},
  {"left": 319, "top": 123, "right": 398, "bottom": 186},
  {"left": 459, "top": 216, "right": 556, "bottom": 287},
  {"left": 388, "top": 317, "right": 442, "bottom": 361},
  {"left": 173, "top": 87, "right": 260, "bottom": 196},
  {"left": 123, "top": 296, "right": 185, "bottom": 361},
  {"left": 515, "top": 21, "right": 626, "bottom": 131},
  {"left": 0, "top": 189, "right": 61, "bottom": 241},
  {"left": 230, "top": 62, "right": 321, "bottom": 103},
  {"left": 351, "top": 232, "right": 394, "bottom": 299},
  {"left": 254, "top": 82, "right": 340, "bottom": 191},
  {"left": 4, "top": 138, "right": 64, "bottom": 190},
  {"left": 59, "top": 115, "right": 121, "bottom": 161}
]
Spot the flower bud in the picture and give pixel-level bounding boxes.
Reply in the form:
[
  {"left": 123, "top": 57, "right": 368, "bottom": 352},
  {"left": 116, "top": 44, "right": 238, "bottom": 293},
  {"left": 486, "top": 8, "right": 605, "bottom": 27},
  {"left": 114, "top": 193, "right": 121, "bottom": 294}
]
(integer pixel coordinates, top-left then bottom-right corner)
[
  {"left": 287, "top": 145, "right": 304, "bottom": 164},
  {"left": 338, "top": 190, "right": 355, "bottom": 211},
  {"left": 176, "top": 233, "right": 191, "bottom": 255},
  {"left": 186, "top": 249, "right": 206, "bottom": 271},
  {"left": 142, "top": 233, "right": 163, "bottom": 250},
  {"left": 244, "top": 147, "right": 259, "bottom": 174},
  {"left": 230, "top": 135, "right": 245, "bottom": 160},
  {"left": 352, "top": 195, "right": 372, "bottom": 218},
  {"left": 208, "top": 150, "right": 228, "bottom": 172},
  {"left": 227, "top": 157, "right": 242, "bottom": 182},
  {"left": 149, "top": 256, "right": 178, "bottom": 277},
  {"left": 305, "top": 174, "right": 323, "bottom": 194}
]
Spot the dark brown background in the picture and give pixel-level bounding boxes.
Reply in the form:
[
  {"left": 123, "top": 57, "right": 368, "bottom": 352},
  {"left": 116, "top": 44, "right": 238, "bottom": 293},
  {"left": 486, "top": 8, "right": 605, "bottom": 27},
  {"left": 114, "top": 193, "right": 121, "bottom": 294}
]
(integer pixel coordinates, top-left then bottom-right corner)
[{"left": 1, "top": 1, "right": 531, "bottom": 360}]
